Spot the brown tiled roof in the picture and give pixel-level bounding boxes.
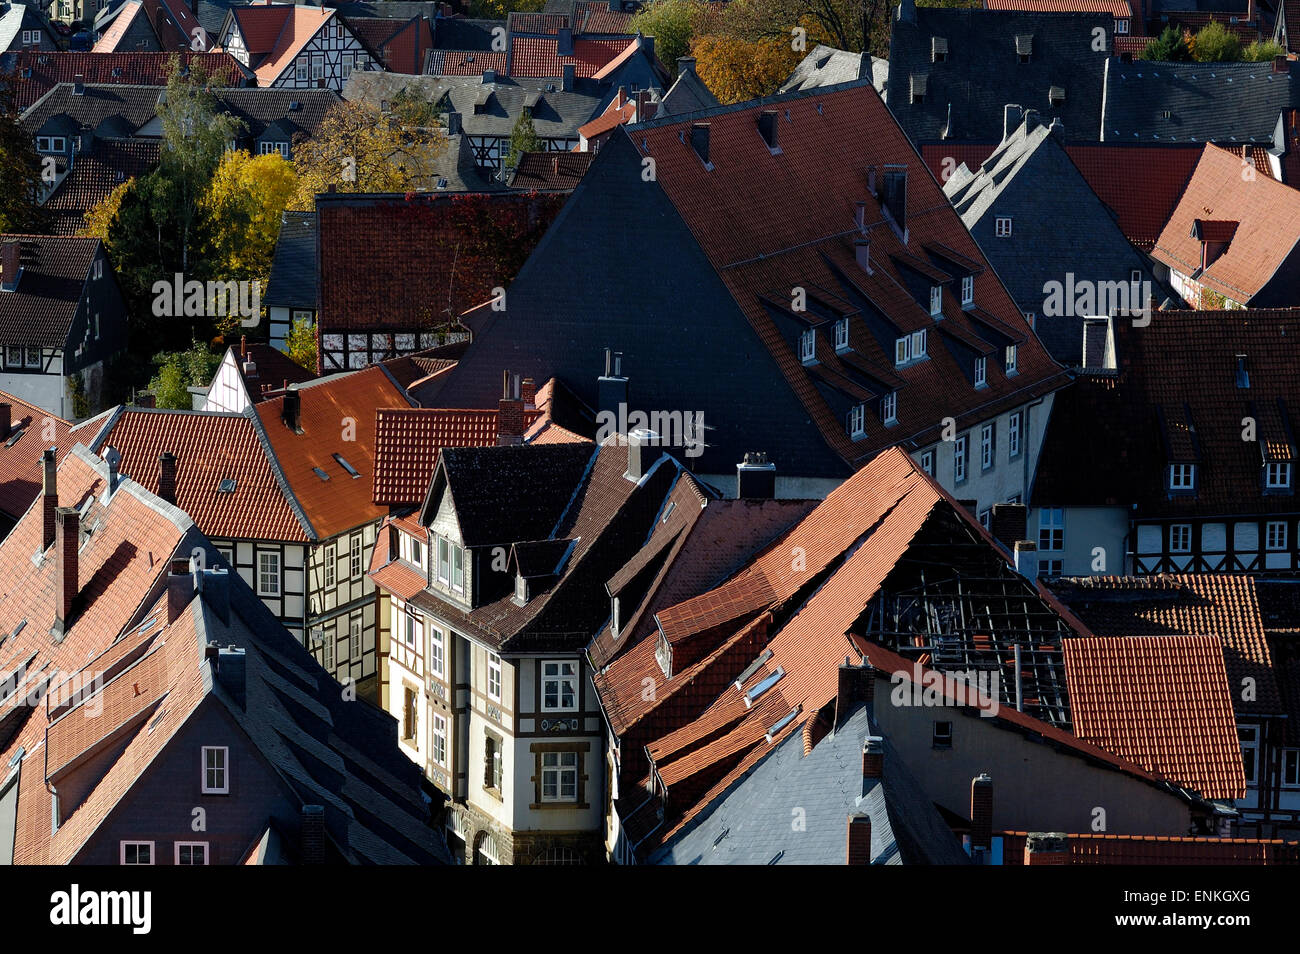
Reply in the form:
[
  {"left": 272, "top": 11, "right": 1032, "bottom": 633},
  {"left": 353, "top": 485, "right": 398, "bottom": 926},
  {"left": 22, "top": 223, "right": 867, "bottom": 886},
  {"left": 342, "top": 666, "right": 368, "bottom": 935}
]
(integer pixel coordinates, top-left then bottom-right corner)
[
  {"left": 425, "top": 48, "right": 507, "bottom": 75},
  {"left": 1, "top": 51, "right": 245, "bottom": 111},
  {"left": 371, "top": 406, "right": 543, "bottom": 505},
  {"left": 0, "top": 391, "right": 71, "bottom": 521},
  {"left": 1153, "top": 144, "right": 1300, "bottom": 305},
  {"left": 1062, "top": 634, "right": 1247, "bottom": 800},
  {"left": 44, "top": 138, "right": 160, "bottom": 233},
  {"left": 94, "top": 408, "right": 309, "bottom": 542},
  {"left": 1050, "top": 574, "right": 1283, "bottom": 719},
  {"left": 236, "top": 341, "right": 318, "bottom": 400},
  {"left": 509, "top": 149, "right": 594, "bottom": 190},
  {"left": 509, "top": 35, "right": 631, "bottom": 77},
  {"left": 0, "top": 234, "right": 100, "bottom": 348},
  {"left": 229, "top": 4, "right": 338, "bottom": 86},
  {"left": 1032, "top": 309, "right": 1300, "bottom": 517},
  {"left": 633, "top": 83, "right": 1069, "bottom": 469},
  {"left": 256, "top": 366, "right": 411, "bottom": 540},
  {"left": 998, "top": 831, "right": 1299, "bottom": 864}
]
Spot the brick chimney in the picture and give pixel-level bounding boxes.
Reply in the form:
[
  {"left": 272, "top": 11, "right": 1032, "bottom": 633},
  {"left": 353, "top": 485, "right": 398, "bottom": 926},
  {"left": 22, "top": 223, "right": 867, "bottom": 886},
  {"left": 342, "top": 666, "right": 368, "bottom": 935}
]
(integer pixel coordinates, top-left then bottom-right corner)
[
  {"left": 862, "top": 736, "right": 884, "bottom": 780},
  {"left": 301, "top": 804, "right": 326, "bottom": 864},
  {"left": 158, "top": 451, "right": 177, "bottom": 504},
  {"left": 846, "top": 814, "right": 872, "bottom": 864},
  {"left": 282, "top": 388, "right": 301, "bottom": 432},
  {"left": 53, "top": 506, "right": 80, "bottom": 637},
  {"left": 0, "top": 402, "right": 9, "bottom": 441},
  {"left": 0, "top": 241, "right": 21, "bottom": 292},
  {"left": 1024, "top": 832, "right": 1069, "bottom": 865},
  {"left": 1275, "top": 55, "right": 1289, "bottom": 75},
  {"left": 497, "top": 370, "right": 524, "bottom": 446},
  {"left": 521, "top": 376, "right": 536, "bottom": 409},
  {"left": 970, "top": 774, "right": 993, "bottom": 856},
  {"left": 40, "top": 448, "right": 58, "bottom": 552},
  {"left": 835, "top": 659, "right": 874, "bottom": 728},
  {"left": 989, "top": 503, "right": 1027, "bottom": 550}
]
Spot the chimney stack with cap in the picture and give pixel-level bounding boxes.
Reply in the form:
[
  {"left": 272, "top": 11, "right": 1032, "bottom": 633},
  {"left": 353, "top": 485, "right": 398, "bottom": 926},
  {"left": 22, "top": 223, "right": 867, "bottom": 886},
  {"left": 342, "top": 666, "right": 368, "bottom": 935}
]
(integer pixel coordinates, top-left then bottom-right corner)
[
  {"left": 283, "top": 388, "right": 301, "bottom": 432},
  {"left": 1024, "top": 832, "right": 1069, "bottom": 865},
  {"left": 846, "top": 813, "right": 872, "bottom": 865},
  {"left": 158, "top": 452, "right": 177, "bottom": 504},
  {"left": 497, "top": 370, "right": 524, "bottom": 446},
  {"left": 42, "top": 448, "right": 57, "bottom": 551},
  {"left": 0, "top": 240, "right": 21, "bottom": 292},
  {"left": 625, "top": 428, "right": 658, "bottom": 482},
  {"left": 167, "top": 556, "right": 194, "bottom": 623},
  {"left": 1013, "top": 540, "right": 1038, "bottom": 580},
  {"left": 521, "top": 377, "right": 536, "bottom": 409},
  {"left": 597, "top": 348, "right": 628, "bottom": 422},
  {"left": 970, "top": 774, "right": 993, "bottom": 857},
  {"left": 736, "top": 451, "right": 776, "bottom": 499},
  {"left": 53, "top": 506, "right": 80, "bottom": 637}
]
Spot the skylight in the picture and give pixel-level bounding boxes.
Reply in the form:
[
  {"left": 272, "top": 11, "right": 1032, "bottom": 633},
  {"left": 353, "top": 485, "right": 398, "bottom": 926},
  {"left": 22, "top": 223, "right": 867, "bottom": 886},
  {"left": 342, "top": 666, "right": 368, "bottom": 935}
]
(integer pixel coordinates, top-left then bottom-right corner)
[
  {"left": 333, "top": 453, "right": 361, "bottom": 478},
  {"left": 765, "top": 706, "right": 800, "bottom": 742},
  {"left": 743, "top": 666, "right": 785, "bottom": 708},
  {"left": 312, "top": 467, "right": 330, "bottom": 481},
  {"left": 4, "top": 428, "right": 24, "bottom": 448},
  {"left": 218, "top": 478, "right": 237, "bottom": 493}
]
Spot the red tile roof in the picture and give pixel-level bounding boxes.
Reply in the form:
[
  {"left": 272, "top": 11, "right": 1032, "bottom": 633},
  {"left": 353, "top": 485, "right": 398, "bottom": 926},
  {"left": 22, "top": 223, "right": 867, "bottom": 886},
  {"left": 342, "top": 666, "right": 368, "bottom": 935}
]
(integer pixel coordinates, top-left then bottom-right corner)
[
  {"left": 634, "top": 84, "right": 1069, "bottom": 468},
  {"left": 998, "top": 831, "right": 1299, "bottom": 864},
  {"left": 230, "top": 4, "right": 339, "bottom": 86},
  {"left": 1153, "top": 144, "right": 1300, "bottom": 305},
  {"left": 256, "top": 366, "right": 410, "bottom": 540},
  {"left": 0, "top": 390, "right": 71, "bottom": 521},
  {"left": 91, "top": 0, "right": 146, "bottom": 52},
  {"left": 371, "top": 405, "right": 544, "bottom": 505},
  {"left": 984, "top": 0, "right": 1134, "bottom": 16},
  {"left": 2, "top": 51, "right": 245, "bottom": 111},
  {"left": 1062, "top": 634, "right": 1247, "bottom": 799},
  {"left": 95, "top": 408, "right": 308, "bottom": 542},
  {"left": 44, "top": 138, "right": 160, "bottom": 234},
  {"left": 1051, "top": 575, "right": 1283, "bottom": 720},
  {"left": 575, "top": 0, "right": 635, "bottom": 35},
  {"left": 236, "top": 340, "right": 318, "bottom": 400},
  {"left": 509, "top": 35, "right": 631, "bottom": 77}
]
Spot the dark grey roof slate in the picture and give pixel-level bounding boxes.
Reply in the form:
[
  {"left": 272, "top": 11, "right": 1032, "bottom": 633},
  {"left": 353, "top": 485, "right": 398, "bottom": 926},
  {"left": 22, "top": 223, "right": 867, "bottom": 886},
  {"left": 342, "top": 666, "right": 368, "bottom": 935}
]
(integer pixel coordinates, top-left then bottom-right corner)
[
  {"left": 1101, "top": 58, "right": 1300, "bottom": 144},
  {"left": 650, "top": 705, "right": 971, "bottom": 865},
  {"left": 886, "top": 9, "right": 1112, "bottom": 143},
  {"left": 265, "top": 210, "right": 317, "bottom": 310},
  {"left": 781, "top": 44, "right": 885, "bottom": 95},
  {"left": 657, "top": 64, "right": 718, "bottom": 116},
  {"left": 432, "top": 15, "right": 504, "bottom": 50}
]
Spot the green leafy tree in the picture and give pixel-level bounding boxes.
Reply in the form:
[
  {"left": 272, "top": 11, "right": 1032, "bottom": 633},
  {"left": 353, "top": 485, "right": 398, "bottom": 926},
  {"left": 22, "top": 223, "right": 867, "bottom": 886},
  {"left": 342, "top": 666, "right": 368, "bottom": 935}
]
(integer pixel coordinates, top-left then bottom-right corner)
[
  {"left": 631, "top": 0, "right": 706, "bottom": 74},
  {"left": 0, "top": 82, "right": 45, "bottom": 233},
  {"left": 1190, "top": 22, "right": 1240, "bottom": 62},
  {"left": 1140, "top": 25, "right": 1191, "bottom": 61},
  {"left": 1242, "top": 39, "right": 1286, "bottom": 62},
  {"left": 285, "top": 316, "right": 317, "bottom": 372},
  {"left": 148, "top": 339, "right": 220, "bottom": 410},
  {"left": 507, "top": 108, "right": 541, "bottom": 171}
]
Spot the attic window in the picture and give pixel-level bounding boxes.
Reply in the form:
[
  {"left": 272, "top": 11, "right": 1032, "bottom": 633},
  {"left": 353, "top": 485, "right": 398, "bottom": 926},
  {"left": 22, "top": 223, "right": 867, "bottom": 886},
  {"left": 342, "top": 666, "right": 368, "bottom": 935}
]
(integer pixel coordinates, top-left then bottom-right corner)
[
  {"left": 743, "top": 666, "right": 785, "bottom": 707},
  {"left": 931, "top": 37, "right": 948, "bottom": 62},
  {"left": 765, "top": 706, "right": 800, "bottom": 742},
  {"left": 1169, "top": 463, "right": 1196, "bottom": 491},
  {"left": 1267, "top": 462, "right": 1292, "bottom": 489},
  {"left": 289, "top": 101, "right": 301, "bottom": 111},
  {"left": 217, "top": 478, "right": 237, "bottom": 493},
  {"left": 1015, "top": 34, "right": 1032, "bottom": 62},
  {"left": 312, "top": 467, "right": 330, "bottom": 481},
  {"left": 1235, "top": 354, "right": 1250, "bottom": 388},
  {"left": 1049, "top": 86, "right": 1065, "bottom": 107},
  {"left": 799, "top": 328, "right": 816, "bottom": 364},
  {"left": 333, "top": 453, "right": 361, "bottom": 478},
  {"left": 660, "top": 501, "right": 676, "bottom": 523},
  {"left": 4, "top": 428, "right": 24, "bottom": 448},
  {"left": 910, "top": 73, "right": 927, "bottom": 104}
]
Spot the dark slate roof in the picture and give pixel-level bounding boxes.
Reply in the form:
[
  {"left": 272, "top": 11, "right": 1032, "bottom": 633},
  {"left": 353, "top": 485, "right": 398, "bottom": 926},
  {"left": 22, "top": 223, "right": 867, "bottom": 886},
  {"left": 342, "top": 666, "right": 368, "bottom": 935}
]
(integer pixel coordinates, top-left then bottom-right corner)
[
  {"left": 657, "top": 63, "right": 718, "bottom": 116},
  {"left": 209, "top": 86, "right": 338, "bottom": 141},
  {"left": 0, "top": 234, "right": 99, "bottom": 347},
  {"left": 886, "top": 7, "right": 1112, "bottom": 143},
  {"left": 422, "top": 442, "right": 597, "bottom": 549},
  {"left": 344, "top": 69, "right": 602, "bottom": 139},
  {"left": 0, "top": 50, "right": 248, "bottom": 111},
  {"left": 780, "top": 44, "right": 885, "bottom": 95},
  {"left": 650, "top": 705, "right": 971, "bottom": 865},
  {"left": 1101, "top": 59, "right": 1300, "bottom": 144},
  {"left": 264, "top": 210, "right": 317, "bottom": 310},
  {"left": 944, "top": 120, "right": 1170, "bottom": 365},
  {"left": 431, "top": 14, "right": 503, "bottom": 50},
  {"left": 44, "top": 137, "right": 160, "bottom": 235},
  {"left": 192, "top": 0, "right": 249, "bottom": 38}
]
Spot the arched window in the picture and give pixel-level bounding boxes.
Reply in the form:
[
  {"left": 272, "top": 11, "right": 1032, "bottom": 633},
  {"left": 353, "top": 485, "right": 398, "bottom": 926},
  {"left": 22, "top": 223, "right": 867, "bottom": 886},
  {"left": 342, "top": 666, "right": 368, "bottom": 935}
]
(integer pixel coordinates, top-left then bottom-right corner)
[{"left": 474, "top": 831, "right": 500, "bottom": 865}]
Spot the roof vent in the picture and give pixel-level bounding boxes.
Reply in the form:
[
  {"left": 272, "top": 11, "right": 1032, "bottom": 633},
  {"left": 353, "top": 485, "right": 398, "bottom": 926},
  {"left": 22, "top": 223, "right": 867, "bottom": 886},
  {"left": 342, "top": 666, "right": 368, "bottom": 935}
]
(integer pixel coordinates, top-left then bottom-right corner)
[
  {"left": 289, "top": 100, "right": 301, "bottom": 111},
  {"left": 690, "top": 122, "right": 711, "bottom": 168},
  {"left": 1015, "top": 34, "right": 1032, "bottom": 61},
  {"left": 217, "top": 477, "right": 237, "bottom": 493},
  {"left": 757, "top": 109, "right": 779, "bottom": 151}
]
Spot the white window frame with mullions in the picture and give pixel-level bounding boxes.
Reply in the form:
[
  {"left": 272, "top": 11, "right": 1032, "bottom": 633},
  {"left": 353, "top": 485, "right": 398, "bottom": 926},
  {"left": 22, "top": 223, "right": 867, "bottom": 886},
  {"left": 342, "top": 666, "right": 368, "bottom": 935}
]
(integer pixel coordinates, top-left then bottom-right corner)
[
  {"left": 800, "top": 329, "right": 816, "bottom": 364},
  {"left": 1039, "top": 508, "right": 1064, "bottom": 551},
  {"left": 954, "top": 435, "right": 967, "bottom": 483},
  {"left": 175, "top": 842, "right": 209, "bottom": 865},
  {"left": 1267, "top": 520, "right": 1288, "bottom": 552},
  {"left": 848, "top": 404, "right": 866, "bottom": 438},
  {"left": 980, "top": 423, "right": 994, "bottom": 470},
  {"left": 1267, "top": 462, "right": 1292, "bottom": 489},
  {"left": 1008, "top": 411, "right": 1022, "bottom": 459},
  {"left": 834, "top": 318, "right": 849, "bottom": 351},
  {"left": 542, "top": 660, "right": 579, "bottom": 711},
  {"left": 120, "top": 841, "right": 155, "bottom": 865},
  {"left": 961, "top": 275, "right": 974, "bottom": 306},
  {"left": 256, "top": 550, "right": 280, "bottom": 596},
  {"left": 201, "top": 746, "right": 229, "bottom": 794},
  {"left": 1170, "top": 524, "right": 1192, "bottom": 553},
  {"left": 929, "top": 285, "right": 942, "bottom": 316},
  {"left": 995, "top": 217, "right": 1012, "bottom": 237},
  {"left": 541, "top": 751, "right": 579, "bottom": 802},
  {"left": 881, "top": 391, "right": 897, "bottom": 426},
  {"left": 487, "top": 652, "right": 502, "bottom": 702},
  {"left": 974, "top": 356, "right": 987, "bottom": 388},
  {"left": 1169, "top": 463, "right": 1196, "bottom": 491}
]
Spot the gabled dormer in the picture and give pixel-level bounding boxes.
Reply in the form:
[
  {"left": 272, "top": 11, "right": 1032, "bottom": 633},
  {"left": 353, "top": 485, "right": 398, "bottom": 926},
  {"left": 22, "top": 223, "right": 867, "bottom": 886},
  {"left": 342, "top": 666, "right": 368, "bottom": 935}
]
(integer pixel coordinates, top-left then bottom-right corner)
[
  {"left": 1156, "top": 404, "right": 1200, "bottom": 496},
  {"left": 891, "top": 251, "right": 952, "bottom": 321}
]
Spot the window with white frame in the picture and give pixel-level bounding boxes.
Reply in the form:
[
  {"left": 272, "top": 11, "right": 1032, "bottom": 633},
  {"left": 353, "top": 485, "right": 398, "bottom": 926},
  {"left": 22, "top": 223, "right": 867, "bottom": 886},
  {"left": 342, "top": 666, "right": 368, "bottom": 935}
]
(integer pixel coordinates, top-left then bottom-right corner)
[
  {"left": 920, "top": 448, "right": 934, "bottom": 476},
  {"left": 437, "top": 536, "right": 450, "bottom": 584},
  {"left": 487, "top": 651, "right": 502, "bottom": 702},
  {"left": 201, "top": 746, "right": 228, "bottom": 794},
  {"left": 1115, "top": 17, "right": 1129, "bottom": 32},
  {"left": 1008, "top": 410, "right": 1022, "bottom": 459},
  {"left": 1266, "top": 462, "right": 1292, "bottom": 489},
  {"left": 120, "top": 841, "right": 154, "bottom": 865},
  {"left": 24, "top": 347, "right": 39, "bottom": 369},
  {"left": 978, "top": 509, "right": 990, "bottom": 529},
  {"left": 542, "top": 660, "right": 579, "bottom": 711},
  {"left": 1169, "top": 463, "right": 1196, "bottom": 491},
  {"left": 995, "top": 217, "right": 1012, "bottom": 237},
  {"left": 1005, "top": 344, "right": 1017, "bottom": 375},
  {"left": 541, "top": 751, "right": 579, "bottom": 802},
  {"left": 1283, "top": 748, "right": 1300, "bottom": 789},
  {"left": 980, "top": 422, "right": 994, "bottom": 470},
  {"left": 881, "top": 391, "right": 897, "bottom": 425},
  {"left": 429, "top": 626, "right": 444, "bottom": 678},
  {"left": 834, "top": 318, "right": 849, "bottom": 351},
  {"left": 403, "top": 609, "right": 420, "bottom": 648},
  {"left": 175, "top": 842, "right": 209, "bottom": 865},
  {"left": 324, "top": 543, "right": 336, "bottom": 588},
  {"left": 929, "top": 284, "right": 942, "bottom": 316},
  {"left": 954, "top": 435, "right": 967, "bottom": 483},
  {"left": 452, "top": 543, "right": 464, "bottom": 593},
  {"left": 296, "top": 57, "right": 308, "bottom": 82},
  {"left": 974, "top": 356, "right": 987, "bottom": 388},
  {"left": 93, "top": 259, "right": 103, "bottom": 280},
  {"left": 1024, "top": 311, "right": 1035, "bottom": 329},
  {"left": 912, "top": 328, "right": 927, "bottom": 359},
  {"left": 322, "top": 624, "right": 335, "bottom": 670},
  {"left": 410, "top": 535, "right": 424, "bottom": 568},
  {"left": 349, "top": 617, "right": 361, "bottom": 661},
  {"left": 312, "top": 54, "right": 324, "bottom": 81},
  {"left": 341, "top": 52, "right": 353, "bottom": 79},
  {"left": 1240, "top": 725, "right": 1260, "bottom": 785},
  {"left": 1039, "top": 508, "right": 1064, "bottom": 550},
  {"left": 349, "top": 533, "right": 363, "bottom": 578},
  {"left": 895, "top": 336, "right": 910, "bottom": 366},
  {"left": 848, "top": 404, "right": 866, "bottom": 438},
  {"left": 961, "top": 275, "right": 973, "bottom": 305},
  {"left": 1267, "top": 520, "right": 1288, "bottom": 551},
  {"left": 1170, "top": 524, "right": 1192, "bottom": 553},
  {"left": 799, "top": 328, "right": 815, "bottom": 363},
  {"left": 256, "top": 551, "right": 280, "bottom": 596},
  {"left": 432, "top": 713, "right": 447, "bottom": 766}
]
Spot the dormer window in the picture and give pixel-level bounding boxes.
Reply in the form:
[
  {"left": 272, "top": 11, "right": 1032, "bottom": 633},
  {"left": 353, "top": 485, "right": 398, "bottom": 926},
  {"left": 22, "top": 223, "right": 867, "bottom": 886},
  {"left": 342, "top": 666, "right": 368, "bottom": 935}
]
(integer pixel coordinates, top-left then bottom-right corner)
[
  {"left": 834, "top": 317, "right": 850, "bottom": 351},
  {"left": 1169, "top": 463, "right": 1196, "bottom": 491},
  {"left": 1048, "top": 86, "right": 1065, "bottom": 108},
  {"left": 910, "top": 73, "right": 927, "bottom": 104},
  {"left": 974, "top": 356, "right": 987, "bottom": 388},
  {"left": 1115, "top": 17, "right": 1129, "bottom": 33},
  {"left": 995, "top": 217, "right": 1012, "bottom": 237},
  {"left": 895, "top": 335, "right": 910, "bottom": 366},
  {"left": 961, "top": 275, "right": 974, "bottom": 306},
  {"left": 1005, "top": 344, "right": 1018, "bottom": 375},
  {"left": 799, "top": 328, "right": 816, "bottom": 364},
  {"left": 912, "top": 328, "right": 927, "bottom": 359},
  {"left": 929, "top": 284, "right": 942, "bottom": 316},
  {"left": 848, "top": 404, "right": 866, "bottom": 438},
  {"left": 1267, "top": 462, "right": 1292, "bottom": 489},
  {"left": 881, "top": 391, "right": 897, "bottom": 426},
  {"left": 932, "top": 37, "right": 948, "bottom": 62},
  {"left": 1015, "top": 34, "right": 1032, "bottom": 63}
]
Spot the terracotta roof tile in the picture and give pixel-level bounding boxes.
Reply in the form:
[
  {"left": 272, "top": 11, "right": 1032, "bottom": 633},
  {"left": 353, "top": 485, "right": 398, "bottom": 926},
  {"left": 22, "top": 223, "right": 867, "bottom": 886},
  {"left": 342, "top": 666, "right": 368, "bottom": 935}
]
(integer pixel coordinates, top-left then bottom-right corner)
[
  {"left": 508, "top": 35, "right": 630, "bottom": 77},
  {"left": 998, "top": 831, "right": 1298, "bottom": 864},
  {"left": 0, "top": 51, "right": 244, "bottom": 111},
  {"left": 0, "top": 390, "right": 71, "bottom": 521}
]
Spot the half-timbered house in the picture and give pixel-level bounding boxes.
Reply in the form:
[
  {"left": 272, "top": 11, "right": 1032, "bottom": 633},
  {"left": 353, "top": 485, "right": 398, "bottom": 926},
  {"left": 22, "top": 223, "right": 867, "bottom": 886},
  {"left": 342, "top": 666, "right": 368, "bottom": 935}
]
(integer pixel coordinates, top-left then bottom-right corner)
[{"left": 217, "top": 1, "right": 379, "bottom": 93}]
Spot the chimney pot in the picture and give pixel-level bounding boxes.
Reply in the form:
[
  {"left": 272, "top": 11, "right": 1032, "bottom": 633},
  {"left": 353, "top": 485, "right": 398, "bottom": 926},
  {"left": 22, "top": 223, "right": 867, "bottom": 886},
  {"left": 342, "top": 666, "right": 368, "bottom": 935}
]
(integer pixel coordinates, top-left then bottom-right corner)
[{"left": 970, "top": 773, "right": 994, "bottom": 856}]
